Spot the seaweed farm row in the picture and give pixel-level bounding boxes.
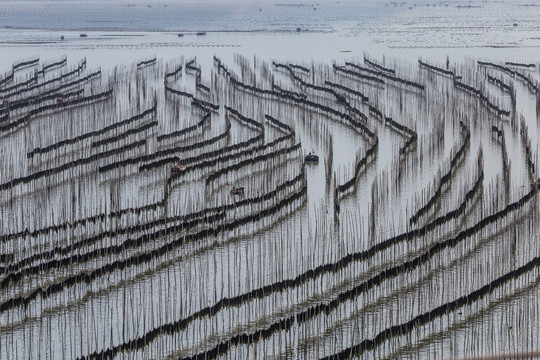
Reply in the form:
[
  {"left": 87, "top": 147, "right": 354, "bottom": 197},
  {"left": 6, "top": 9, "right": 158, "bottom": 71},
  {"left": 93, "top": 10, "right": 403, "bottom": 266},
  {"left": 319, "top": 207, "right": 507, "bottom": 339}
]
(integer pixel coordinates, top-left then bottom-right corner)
[{"left": 0, "top": 52, "right": 538, "bottom": 359}]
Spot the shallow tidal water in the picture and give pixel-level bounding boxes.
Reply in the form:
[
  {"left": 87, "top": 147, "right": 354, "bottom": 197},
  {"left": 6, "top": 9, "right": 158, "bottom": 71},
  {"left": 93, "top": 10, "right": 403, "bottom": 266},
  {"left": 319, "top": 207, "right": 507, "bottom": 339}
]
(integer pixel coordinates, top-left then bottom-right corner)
[{"left": 0, "top": 1, "right": 539, "bottom": 359}]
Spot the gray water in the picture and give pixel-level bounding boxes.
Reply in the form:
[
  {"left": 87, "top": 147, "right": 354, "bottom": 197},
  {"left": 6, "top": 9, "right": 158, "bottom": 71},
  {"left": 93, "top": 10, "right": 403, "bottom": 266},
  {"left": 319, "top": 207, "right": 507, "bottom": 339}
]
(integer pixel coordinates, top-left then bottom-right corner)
[{"left": 1, "top": 1, "right": 540, "bottom": 359}]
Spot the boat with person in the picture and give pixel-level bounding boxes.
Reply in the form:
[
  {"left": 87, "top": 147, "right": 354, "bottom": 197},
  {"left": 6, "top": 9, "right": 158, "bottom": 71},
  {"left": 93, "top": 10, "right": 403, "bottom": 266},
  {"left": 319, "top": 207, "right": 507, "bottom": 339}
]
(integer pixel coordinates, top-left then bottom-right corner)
[
  {"left": 231, "top": 187, "right": 245, "bottom": 196},
  {"left": 171, "top": 164, "right": 187, "bottom": 173},
  {"left": 304, "top": 150, "right": 319, "bottom": 163}
]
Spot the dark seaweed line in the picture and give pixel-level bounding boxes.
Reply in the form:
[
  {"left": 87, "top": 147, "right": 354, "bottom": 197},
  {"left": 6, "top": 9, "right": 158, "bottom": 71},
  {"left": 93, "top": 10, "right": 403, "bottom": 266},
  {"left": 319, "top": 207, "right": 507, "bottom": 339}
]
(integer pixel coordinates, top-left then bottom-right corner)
[
  {"left": 505, "top": 61, "right": 535, "bottom": 69},
  {"left": 99, "top": 122, "right": 230, "bottom": 173},
  {"left": 2, "top": 164, "right": 259, "bottom": 255},
  {"left": 196, "top": 82, "right": 210, "bottom": 92},
  {"left": 178, "top": 317, "right": 296, "bottom": 360},
  {"left": 2, "top": 179, "right": 307, "bottom": 315},
  {"left": 0, "top": 84, "right": 108, "bottom": 134},
  {"left": 142, "top": 131, "right": 266, "bottom": 173},
  {"left": 478, "top": 60, "right": 515, "bottom": 76},
  {"left": 274, "top": 62, "right": 370, "bottom": 124},
  {"left": 78, "top": 186, "right": 307, "bottom": 360},
  {"left": 409, "top": 123, "right": 470, "bottom": 224},
  {"left": 382, "top": 115, "right": 417, "bottom": 155},
  {"left": 278, "top": 62, "right": 372, "bottom": 124},
  {"left": 2, "top": 168, "right": 305, "bottom": 284},
  {"left": 205, "top": 142, "right": 301, "bottom": 184},
  {"left": 0, "top": 141, "right": 483, "bottom": 264},
  {"left": 306, "top": 81, "right": 368, "bottom": 123},
  {"left": 0, "top": 75, "right": 37, "bottom": 97},
  {"left": 3, "top": 118, "right": 264, "bottom": 257},
  {"left": 12, "top": 58, "right": 39, "bottom": 72},
  {"left": 2, "top": 166, "right": 305, "bottom": 278},
  {"left": 374, "top": 111, "right": 418, "bottom": 156},
  {"left": 274, "top": 62, "right": 364, "bottom": 120},
  {"left": 368, "top": 103, "right": 414, "bottom": 151},
  {"left": 363, "top": 56, "right": 396, "bottom": 75},
  {"left": 297, "top": 187, "right": 536, "bottom": 325},
  {"left": 39, "top": 57, "right": 67, "bottom": 74},
  {"left": 1, "top": 195, "right": 163, "bottom": 247},
  {"left": 454, "top": 80, "right": 510, "bottom": 116},
  {"left": 2, "top": 61, "right": 88, "bottom": 98},
  {"left": 225, "top": 106, "right": 264, "bottom": 130},
  {"left": 218, "top": 59, "right": 372, "bottom": 138},
  {"left": 1, "top": 199, "right": 160, "bottom": 245},
  {"left": 418, "top": 59, "right": 454, "bottom": 77},
  {"left": 324, "top": 81, "right": 368, "bottom": 102},
  {"left": 273, "top": 61, "right": 335, "bottom": 97},
  {"left": 86, "top": 314, "right": 294, "bottom": 360},
  {"left": 478, "top": 61, "right": 538, "bottom": 93},
  {"left": 6, "top": 64, "right": 95, "bottom": 101},
  {"left": 289, "top": 63, "right": 310, "bottom": 73},
  {"left": 82, "top": 165, "right": 485, "bottom": 360},
  {"left": 247, "top": 75, "right": 373, "bottom": 138},
  {"left": 520, "top": 121, "right": 536, "bottom": 180},
  {"left": 157, "top": 112, "right": 211, "bottom": 142},
  {"left": 82, "top": 168, "right": 483, "bottom": 359},
  {"left": 1, "top": 89, "right": 85, "bottom": 119},
  {"left": 263, "top": 64, "right": 372, "bottom": 133},
  {"left": 335, "top": 137, "right": 378, "bottom": 196},
  {"left": 384, "top": 116, "right": 417, "bottom": 138},
  {"left": 345, "top": 62, "right": 424, "bottom": 90},
  {"left": 0, "top": 204, "right": 220, "bottom": 269},
  {"left": 137, "top": 58, "right": 156, "bottom": 68},
  {"left": 191, "top": 98, "right": 219, "bottom": 112},
  {"left": 369, "top": 105, "right": 382, "bottom": 120},
  {"left": 165, "top": 85, "right": 219, "bottom": 111},
  {"left": 264, "top": 114, "right": 295, "bottom": 135},
  {"left": 344, "top": 62, "right": 381, "bottom": 77},
  {"left": 0, "top": 138, "right": 143, "bottom": 192},
  {"left": 0, "top": 211, "right": 226, "bottom": 290},
  {"left": 185, "top": 64, "right": 200, "bottom": 74},
  {"left": 320, "top": 254, "right": 540, "bottom": 360},
  {"left": 165, "top": 134, "right": 289, "bottom": 179},
  {"left": 273, "top": 84, "right": 308, "bottom": 100},
  {"left": 1, "top": 87, "right": 111, "bottom": 132},
  {"left": 165, "top": 64, "right": 182, "bottom": 79},
  {"left": 176, "top": 186, "right": 535, "bottom": 360},
  {"left": 27, "top": 104, "right": 156, "bottom": 158},
  {"left": 487, "top": 75, "right": 513, "bottom": 93},
  {"left": 0, "top": 72, "right": 14, "bottom": 88},
  {"left": 90, "top": 121, "right": 158, "bottom": 148},
  {"left": 145, "top": 132, "right": 290, "bottom": 188},
  {"left": 185, "top": 62, "right": 207, "bottom": 93},
  {"left": 333, "top": 65, "right": 385, "bottom": 85},
  {"left": 399, "top": 134, "right": 418, "bottom": 156}
]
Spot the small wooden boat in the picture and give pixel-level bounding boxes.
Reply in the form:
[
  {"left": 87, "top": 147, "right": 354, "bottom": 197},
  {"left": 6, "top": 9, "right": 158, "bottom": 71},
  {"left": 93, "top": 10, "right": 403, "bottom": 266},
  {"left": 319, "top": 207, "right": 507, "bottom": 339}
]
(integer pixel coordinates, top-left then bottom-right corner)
[
  {"left": 231, "top": 187, "right": 245, "bottom": 196},
  {"left": 305, "top": 150, "right": 319, "bottom": 163},
  {"left": 171, "top": 164, "right": 187, "bottom": 173}
]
